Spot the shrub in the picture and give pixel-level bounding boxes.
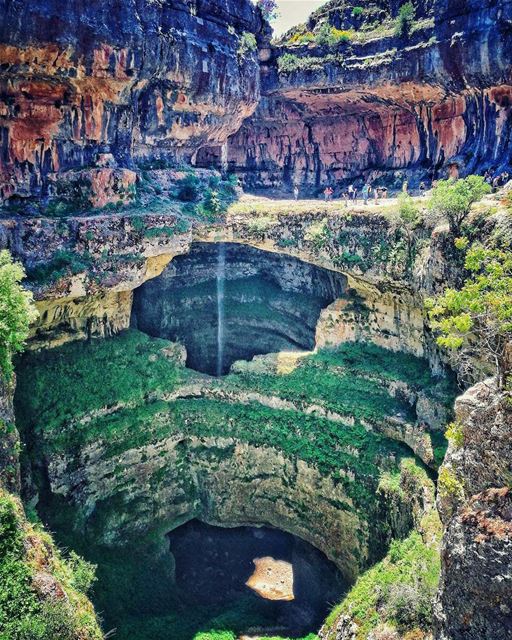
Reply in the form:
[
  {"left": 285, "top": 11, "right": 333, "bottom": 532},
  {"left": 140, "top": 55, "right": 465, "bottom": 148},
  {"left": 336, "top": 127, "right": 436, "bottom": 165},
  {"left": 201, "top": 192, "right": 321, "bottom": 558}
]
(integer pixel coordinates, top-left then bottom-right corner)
[
  {"left": 0, "top": 251, "right": 37, "bottom": 379},
  {"left": 177, "top": 174, "right": 200, "bottom": 202},
  {"left": 237, "top": 31, "right": 257, "bottom": 58},
  {"left": 131, "top": 215, "right": 146, "bottom": 232},
  {"left": 204, "top": 189, "right": 223, "bottom": 217},
  {"left": 47, "top": 176, "right": 92, "bottom": 216},
  {"left": 26, "top": 250, "right": 94, "bottom": 285},
  {"left": 428, "top": 175, "right": 491, "bottom": 233},
  {"left": 286, "top": 31, "right": 315, "bottom": 45},
  {"left": 445, "top": 422, "right": 464, "bottom": 448},
  {"left": 315, "top": 23, "right": 353, "bottom": 47},
  {"left": 395, "top": 1, "right": 415, "bottom": 39},
  {"left": 352, "top": 6, "right": 364, "bottom": 18},
  {"left": 277, "top": 52, "right": 302, "bottom": 73},
  {"left": 387, "top": 582, "right": 433, "bottom": 631},
  {"left": 398, "top": 193, "right": 420, "bottom": 225},
  {"left": 68, "top": 552, "right": 97, "bottom": 594}
]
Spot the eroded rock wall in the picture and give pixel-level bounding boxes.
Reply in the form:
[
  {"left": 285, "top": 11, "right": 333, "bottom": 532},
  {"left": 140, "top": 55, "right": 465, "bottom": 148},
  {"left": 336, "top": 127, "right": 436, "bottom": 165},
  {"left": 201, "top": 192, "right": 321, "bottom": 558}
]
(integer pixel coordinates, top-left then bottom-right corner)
[
  {"left": 435, "top": 378, "right": 512, "bottom": 639},
  {"left": 0, "top": 376, "right": 19, "bottom": 492},
  {"left": 0, "top": 0, "right": 265, "bottom": 201},
  {"left": 226, "top": 0, "right": 512, "bottom": 191}
]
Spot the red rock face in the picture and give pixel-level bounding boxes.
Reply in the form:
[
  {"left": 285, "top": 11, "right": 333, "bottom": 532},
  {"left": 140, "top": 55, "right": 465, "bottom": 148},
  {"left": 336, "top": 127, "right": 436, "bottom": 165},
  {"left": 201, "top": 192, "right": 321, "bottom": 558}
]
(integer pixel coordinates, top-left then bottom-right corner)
[
  {"left": 224, "top": 0, "right": 512, "bottom": 191},
  {"left": 0, "top": 0, "right": 265, "bottom": 201},
  {"left": 47, "top": 168, "right": 137, "bottom": 209},
  {"left": 226, "top": 85, "right": 512, "bottom": 191}
]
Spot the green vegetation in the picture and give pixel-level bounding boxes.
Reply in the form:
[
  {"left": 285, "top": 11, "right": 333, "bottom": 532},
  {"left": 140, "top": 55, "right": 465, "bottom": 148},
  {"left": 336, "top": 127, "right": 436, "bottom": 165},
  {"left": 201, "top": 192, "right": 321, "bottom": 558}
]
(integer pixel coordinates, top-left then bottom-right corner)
[
  {"left": 395, "top": 1, "right": 415, "bottom": 39},
  {"left": 224, "top": 341, "right": 454, "bottom": 426},
  {"left": 177, "top": 173, "right": 201, "bottom": 202},
  {"left": 238, "top": 31, "right": 257, "bottom": 58},
  {"left": 315, "top": 22, "right": 353, "bottom": 46},
  {"left": 0, "top": 490, "right": 102, "bottom": 640},
  {"left": 0, "top": 251, "right": 37, "bottom": 380},
  {"left": 15, "top": 330, "right": 193, "bottom": 434},
  {"left": 15, "top": 332, "right": 454, "bottom": 510},
  {"left": 14, "top": 332, "right": 453, "bottom": 640},
  {"left": 323, "top": 529, "right": 440, "bottom": 639},
  {"left": 445, "top": 421, "right": 464, "bottom": 448},
  {"left": 26, "top": 249, "right": 94, "bottom": 285},
  {"left": 428, "top": 175, "right": 491, "bottom": 233},
  {"left": 66, "top": 537, "right": 319, "bottom": 640},
  {"left": 46, "top": 175, "right": 92, "bottom": 216},
  {"left": 277, "top": 51, "right": 345, "bottom": 74},
  {"left": 437, "top": 467, "right": 464, "bottom": 502},
  {"left": 426, "top": 244, "right": 512, "bottom": 386}
]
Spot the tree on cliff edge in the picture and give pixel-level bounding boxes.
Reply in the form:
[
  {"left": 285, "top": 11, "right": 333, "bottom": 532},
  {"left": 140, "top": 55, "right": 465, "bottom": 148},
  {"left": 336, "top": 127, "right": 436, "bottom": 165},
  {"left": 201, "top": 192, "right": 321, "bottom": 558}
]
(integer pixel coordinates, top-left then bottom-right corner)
[
  {"left": 428, "top": 176, "right": 491, "bottom": 234},
  {"left": 0, "top": 250, "right": 38, "bottom": 381},
  {"left": 426, "top": 244, "right": 512, "bottom": 388}
]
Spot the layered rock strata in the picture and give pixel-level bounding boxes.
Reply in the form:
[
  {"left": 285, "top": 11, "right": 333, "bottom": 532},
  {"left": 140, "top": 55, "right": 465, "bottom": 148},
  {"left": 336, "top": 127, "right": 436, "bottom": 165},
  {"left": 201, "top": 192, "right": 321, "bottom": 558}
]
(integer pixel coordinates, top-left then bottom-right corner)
[
  {"left": 0, "top": 0, "right": 265, "bottom": 201},
  {"left": 435, "top": 378, "right": 512, "bottom": 638},
  {"left": 225, "top": 0, "right": 512, "bottom": 191}
]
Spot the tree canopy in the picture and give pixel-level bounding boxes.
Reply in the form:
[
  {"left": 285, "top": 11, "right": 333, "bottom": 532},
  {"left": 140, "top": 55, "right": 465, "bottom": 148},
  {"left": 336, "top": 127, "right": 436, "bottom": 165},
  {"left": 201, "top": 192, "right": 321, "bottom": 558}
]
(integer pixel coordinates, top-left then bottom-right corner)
[
  {"left": 428, "top": 176, "right": 491, "bottom": 233},
  {"left": 427, "top": 244, "right": 512, "bottom": 387},
  {"left": 0, "top": 250, "right": 38, "bottom": 380}
]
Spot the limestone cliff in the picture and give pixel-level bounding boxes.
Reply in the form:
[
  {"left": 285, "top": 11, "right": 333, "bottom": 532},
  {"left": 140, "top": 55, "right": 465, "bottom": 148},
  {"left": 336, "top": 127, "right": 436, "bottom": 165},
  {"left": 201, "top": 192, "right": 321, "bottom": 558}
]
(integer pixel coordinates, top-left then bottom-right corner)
[
  {"left": 0, "top": 0, "right": 266, "bottom": 201},
  {"left": 434, "top": 379, "right": 512, "bottom": 638},
  {"left": 225, "top": 0, "right": 512, "bottom": 192},
  {"left": 0, "top": 376, "right": 19, "bottom": 492}
]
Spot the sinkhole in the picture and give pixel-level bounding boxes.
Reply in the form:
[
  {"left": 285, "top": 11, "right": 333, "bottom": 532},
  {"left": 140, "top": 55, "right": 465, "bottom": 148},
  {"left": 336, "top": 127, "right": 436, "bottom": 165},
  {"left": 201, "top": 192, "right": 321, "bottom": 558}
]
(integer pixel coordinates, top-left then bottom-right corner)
[{"left": 132, "top": 243, "right": 347, "bottom": 375}]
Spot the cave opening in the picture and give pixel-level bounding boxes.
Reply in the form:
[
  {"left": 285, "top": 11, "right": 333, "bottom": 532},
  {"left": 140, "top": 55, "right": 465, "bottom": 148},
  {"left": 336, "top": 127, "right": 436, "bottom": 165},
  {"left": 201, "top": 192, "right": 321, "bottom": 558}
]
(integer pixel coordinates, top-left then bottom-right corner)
[
  {"left": 165, "top": 520, "right": 346, "bottom": 637},
  {"left": 132, "top": 243, "right": 347, "bottom": 375}
]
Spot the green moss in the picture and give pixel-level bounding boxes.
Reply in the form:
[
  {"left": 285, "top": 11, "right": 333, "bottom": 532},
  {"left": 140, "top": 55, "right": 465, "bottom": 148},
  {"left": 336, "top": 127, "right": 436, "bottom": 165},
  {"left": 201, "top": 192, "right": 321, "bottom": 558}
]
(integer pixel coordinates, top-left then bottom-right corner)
[
  {"left": 15, "top": 330, "right": 194, "bottom": 436},
  {"left": 14, "top": 332, "right": 453, "bottom": 640}
]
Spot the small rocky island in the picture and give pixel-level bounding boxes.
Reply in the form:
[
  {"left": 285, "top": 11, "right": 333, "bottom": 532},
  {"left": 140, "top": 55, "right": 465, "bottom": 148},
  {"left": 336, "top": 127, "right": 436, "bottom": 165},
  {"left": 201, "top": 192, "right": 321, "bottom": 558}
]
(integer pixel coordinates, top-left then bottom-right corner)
[{"left": 0, "top": 1, "right": 511, "bottom": 640}]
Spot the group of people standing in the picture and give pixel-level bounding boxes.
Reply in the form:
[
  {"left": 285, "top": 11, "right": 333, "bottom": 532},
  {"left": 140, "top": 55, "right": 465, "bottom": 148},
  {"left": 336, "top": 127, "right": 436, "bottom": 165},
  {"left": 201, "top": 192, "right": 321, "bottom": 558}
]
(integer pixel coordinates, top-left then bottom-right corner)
[
  {"left": 315, "top": 181, "right": 426, "bottom": 205},
  {"left": 291, "top": 180, "right": 428, "bottom": 205},
  {"left": 289, "top": 169, "right": 510, "bottom": 204},
  {"left": 484, "top": 169, "right": 510, "bottom": 189}
]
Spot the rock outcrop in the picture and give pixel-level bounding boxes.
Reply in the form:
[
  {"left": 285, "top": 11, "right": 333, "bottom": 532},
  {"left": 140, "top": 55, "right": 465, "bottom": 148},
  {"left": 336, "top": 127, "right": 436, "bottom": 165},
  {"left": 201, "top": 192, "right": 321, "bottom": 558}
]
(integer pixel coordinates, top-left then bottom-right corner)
[
  {"left": 435, "top": 378, "right": 512, "bottom": 639},
  {"left": 133, "top": 241, "right": 347, "bottom": 374},
  {"left": 0, "top": 376, "right": 19, "bottom": 492},
  {"left": 435, "top": 488, "right": 512, "bottom": 639}
]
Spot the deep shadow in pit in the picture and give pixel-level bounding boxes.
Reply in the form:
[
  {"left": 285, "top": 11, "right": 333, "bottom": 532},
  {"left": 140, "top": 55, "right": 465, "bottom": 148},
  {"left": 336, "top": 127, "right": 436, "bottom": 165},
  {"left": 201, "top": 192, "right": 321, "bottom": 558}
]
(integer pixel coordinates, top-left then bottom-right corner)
[
  {"left": 132, "top": 243, "right": 347, "bottom": 375},
  {"left": 167, "top": 520, "right": 346, "bottom": 637}
]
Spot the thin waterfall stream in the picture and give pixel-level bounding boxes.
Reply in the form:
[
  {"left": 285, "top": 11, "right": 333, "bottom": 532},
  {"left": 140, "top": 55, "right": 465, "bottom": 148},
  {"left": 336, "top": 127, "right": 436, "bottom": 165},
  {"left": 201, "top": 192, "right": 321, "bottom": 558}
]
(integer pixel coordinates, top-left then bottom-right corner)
[{"left": 216, "top": 242, "right": 226, "bottom": 376}]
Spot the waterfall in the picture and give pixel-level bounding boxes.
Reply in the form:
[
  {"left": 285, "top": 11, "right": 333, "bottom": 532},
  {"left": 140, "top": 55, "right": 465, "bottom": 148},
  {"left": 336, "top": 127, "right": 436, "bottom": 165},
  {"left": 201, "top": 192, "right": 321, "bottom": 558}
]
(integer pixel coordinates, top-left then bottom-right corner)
[{"left": 216, "top": 243, "right": 226, "bottom": 376}]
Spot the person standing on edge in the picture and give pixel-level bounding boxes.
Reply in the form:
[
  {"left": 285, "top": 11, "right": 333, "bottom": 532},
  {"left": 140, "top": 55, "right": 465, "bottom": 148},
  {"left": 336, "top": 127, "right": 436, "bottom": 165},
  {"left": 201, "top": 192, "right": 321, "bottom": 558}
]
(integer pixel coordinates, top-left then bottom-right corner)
[
  {"left": 419, "top": 181, "right": 426, "bottom": 197},
  {"left": 374, "top": 186, "right": 379, "bottom": 205},
  {"left": 362, "top": 182, "right": 370, "bottom": 205},
  {"left": 348, "top": 184, "right": 354, "bottom": 202},
  {"left": 293, "top": 185, "right": 299, "bottom": 201}
]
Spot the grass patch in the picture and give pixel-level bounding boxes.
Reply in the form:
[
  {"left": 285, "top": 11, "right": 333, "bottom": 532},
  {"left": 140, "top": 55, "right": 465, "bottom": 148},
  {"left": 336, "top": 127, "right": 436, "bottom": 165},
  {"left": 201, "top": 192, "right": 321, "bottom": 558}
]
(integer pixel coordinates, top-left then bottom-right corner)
[
  {"left": 323, "top": 529, "right": 440, "bottom": 640},
  {"left": 0, "top": 489, "right": 102, "bottom": 640}
]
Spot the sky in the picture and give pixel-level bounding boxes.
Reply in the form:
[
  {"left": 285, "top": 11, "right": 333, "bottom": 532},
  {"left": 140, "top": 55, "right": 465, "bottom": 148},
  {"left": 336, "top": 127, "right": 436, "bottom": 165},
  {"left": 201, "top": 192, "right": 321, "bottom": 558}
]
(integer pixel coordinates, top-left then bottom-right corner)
[{"left": 267, "top": 1, "right": 328, "bottom": 36}]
